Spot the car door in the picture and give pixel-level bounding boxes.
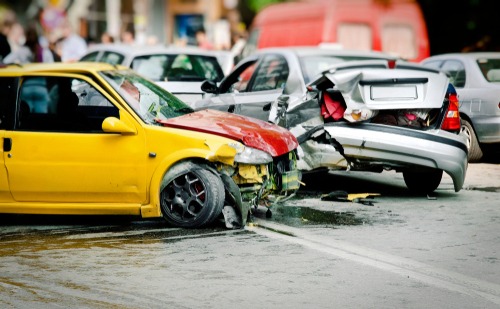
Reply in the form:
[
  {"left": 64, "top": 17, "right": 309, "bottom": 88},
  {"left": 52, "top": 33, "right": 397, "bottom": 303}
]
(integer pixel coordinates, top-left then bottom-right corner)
[
  {"left": 195, "top": 55, "right": 286, "bottom": 122},
  {"left": 0, "top": 77, "right": 17, "bottom": 202},
  {"left": 3, "top": 74, "right": 148, "bottom": 204}
]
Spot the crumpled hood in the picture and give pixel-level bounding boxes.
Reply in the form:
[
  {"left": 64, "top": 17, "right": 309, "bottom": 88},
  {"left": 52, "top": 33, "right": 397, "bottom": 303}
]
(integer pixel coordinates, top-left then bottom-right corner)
[{"left": 159, "top": 109, "right": 298, "bottom": 157}]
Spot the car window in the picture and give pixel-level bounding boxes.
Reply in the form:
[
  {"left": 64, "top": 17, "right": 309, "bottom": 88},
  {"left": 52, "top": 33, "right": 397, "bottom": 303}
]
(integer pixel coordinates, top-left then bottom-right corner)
[
  {"left": 230, "top": 62, "right": 257, "bottom": 93},
  {"left": 477, "top": 58, "right": 500, "bottom": 82},
  {"left": 100, "top": 69, "right": 192, "bottom": 124},
  {"left": 100, "top": 52, "right": 125, "bottom": 65},
  {"left": 80, "top": 51, "right": 100, "bottom": 62},
  {"left": 132, "top": 55, "right": 168, "bottom": 81},
  {"left": 131, "top": 54, "right": 225, "bottom": 82},
  {"left": 421, "top": 60, "right": 442, "bottom": 70},
  {"left": 250, "top": 54, "right": 289, "bottom": 91},
  {"left": 0, "top": 77, "right": 18, "bottom": 130},
  {"left": 441, "top": 60, "right": 466, "bottom": 88},
  {"left": 300, "top": 55, "right": 396, "bottom": 83},
  {"left": 17, "top": 76, "right": 119, "bottom": 133}
]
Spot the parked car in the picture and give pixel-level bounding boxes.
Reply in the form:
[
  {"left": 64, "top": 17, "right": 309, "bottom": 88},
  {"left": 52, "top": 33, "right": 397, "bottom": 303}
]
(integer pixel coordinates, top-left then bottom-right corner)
[
  {"left": 0, "top": 62, "right": 300, "bottom": 229},
  {"left": 195, "top": 47, "right": 468, "bottom": 194},
  {"left": 79, "top": 44, "right": 231, "bottom": 104},
  {"left": 421, "top": 52, "right": 500, "bottom": 162}
]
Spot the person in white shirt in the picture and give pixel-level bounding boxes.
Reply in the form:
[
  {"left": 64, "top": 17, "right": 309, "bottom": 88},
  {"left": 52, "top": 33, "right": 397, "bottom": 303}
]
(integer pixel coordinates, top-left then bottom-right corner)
[{"left": 58, "top": 20, "right": 87, "bottom": 62}]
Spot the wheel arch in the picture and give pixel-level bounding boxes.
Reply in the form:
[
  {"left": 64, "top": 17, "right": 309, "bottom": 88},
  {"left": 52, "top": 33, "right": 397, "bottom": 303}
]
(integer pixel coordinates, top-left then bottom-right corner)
[{"left": 141, "top": 150, "right": 221, "bottom": 218}]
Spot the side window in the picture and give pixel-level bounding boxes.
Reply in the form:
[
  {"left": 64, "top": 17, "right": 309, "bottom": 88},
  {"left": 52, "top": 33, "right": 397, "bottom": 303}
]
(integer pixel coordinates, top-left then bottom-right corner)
[
  {"left": 80, "top": 52, "right": 100, "bottom": 62},
  {"left": 0, "top": 77, "right": 18, "bottom": 130},
  {"left": 421, "top": 60, "right": 443, "bottom": 70},
  {"left": 17, "top": 76, "right": 119, "bottom": 133},
  {"left": 441, "top": 60, "right": 466, "bottom": 88},
  {"left": 100, "top": 52, "right": 125, "bottom": 65},
  {"left": 230, "top": 62, "right": 257, "bottom": 93},
  {"left": 250, "top": 55, "right": 289, "bottom": 92}
]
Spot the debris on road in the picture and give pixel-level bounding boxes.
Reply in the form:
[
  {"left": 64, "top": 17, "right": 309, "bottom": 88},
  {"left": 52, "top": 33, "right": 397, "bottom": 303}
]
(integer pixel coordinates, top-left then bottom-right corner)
[{"left": 321, "top": 191, "right": 380, "bottom": 206}]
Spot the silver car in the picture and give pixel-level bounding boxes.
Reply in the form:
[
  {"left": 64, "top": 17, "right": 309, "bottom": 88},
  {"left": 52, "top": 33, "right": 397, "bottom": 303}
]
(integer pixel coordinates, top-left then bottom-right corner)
[
  {"left": 195, "top": 47, "right": 468, "bottom": 194},
  {"left": 80, "top": 44, "right": 230, "bottom": 103},
  {"left": 421, "top": 52, "right": 500, "bottom": 162}
]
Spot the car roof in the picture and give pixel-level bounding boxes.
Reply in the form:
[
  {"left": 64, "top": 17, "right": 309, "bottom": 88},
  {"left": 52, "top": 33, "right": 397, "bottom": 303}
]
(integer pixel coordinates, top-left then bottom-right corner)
[
  {"left": 84, "top": 43, "right": 226, "bottom": 58},
  {"left": 254, "top": 46, "right": 400, "bottom": 59},
  {"left": 0, "top": 62, "right": 126, "bottom": 75},
  {"left": 423, "top": 52, "right": 500, "bottom": 61}
]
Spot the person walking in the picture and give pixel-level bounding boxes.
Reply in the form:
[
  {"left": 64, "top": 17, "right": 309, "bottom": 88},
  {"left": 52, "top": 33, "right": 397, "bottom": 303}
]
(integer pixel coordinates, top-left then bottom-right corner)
[
  {"left": 195, "top": 27, "right": 214, "bottom": 50},
  {"left": 58, "top": 19, "right": 87, "bottom": 62},
  {"left": 0, "top": 19, "right": 13, "bottom": 61},
  {"left": 2, "top": 24, "right": 53, "bottom": 64}
]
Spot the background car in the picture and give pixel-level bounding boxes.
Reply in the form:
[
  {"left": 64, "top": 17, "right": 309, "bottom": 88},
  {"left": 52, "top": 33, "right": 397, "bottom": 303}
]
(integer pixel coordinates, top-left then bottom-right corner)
[
  {"left": 195, "top": 47, "right": 468, "bottom": 194},
  {"left": 80, "top": 44, "right": 231, "bottom": 104},
  {"left": 0, "top": 62, "right": 300, "bottom": 229},
  {"left": 421, "top": 52, "right": 500, "bottom": 162}
]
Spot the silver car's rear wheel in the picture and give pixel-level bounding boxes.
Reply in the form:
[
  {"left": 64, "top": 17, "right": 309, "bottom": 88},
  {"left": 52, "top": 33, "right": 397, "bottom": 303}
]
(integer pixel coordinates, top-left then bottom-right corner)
[
  {"left": 160, "top": 166, "right": 225, "bottom": 228},
  {"left": 461, "top": 119, "right": 483, "bottom": 162},
  {"left": 403, "top": 169, "right": 443, "bottom": 194}
]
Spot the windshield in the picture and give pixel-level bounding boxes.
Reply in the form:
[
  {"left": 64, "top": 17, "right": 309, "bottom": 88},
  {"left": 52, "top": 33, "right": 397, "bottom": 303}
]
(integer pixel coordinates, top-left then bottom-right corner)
[
  {"left": 131, "top": 54, "right": 225, "bottom": 82},
  {"left": 100, "top": 70, "right": 194, "bottom": 124}
]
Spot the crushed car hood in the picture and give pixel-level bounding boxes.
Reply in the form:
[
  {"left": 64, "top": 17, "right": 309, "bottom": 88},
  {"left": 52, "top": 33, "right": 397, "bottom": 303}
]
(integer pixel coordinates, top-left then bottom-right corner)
[{"left": 159, "top": 109, "right": 298, "bottom": 157}]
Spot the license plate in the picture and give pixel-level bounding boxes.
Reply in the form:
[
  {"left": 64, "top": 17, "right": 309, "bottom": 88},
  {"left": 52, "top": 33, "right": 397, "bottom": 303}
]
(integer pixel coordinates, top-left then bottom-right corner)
[{"left": 371, "top": 85, "right": 417, "bottom": 100}]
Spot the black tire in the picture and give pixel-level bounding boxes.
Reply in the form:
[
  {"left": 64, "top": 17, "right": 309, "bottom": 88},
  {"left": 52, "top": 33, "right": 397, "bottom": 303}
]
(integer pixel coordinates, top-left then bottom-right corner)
[
  {"left": 160, "top": 165, "right": 225, "bottom": 228},
  {"left": 403, "top": 169, "right": 443, "bottom": 194},
  {"left": 460, "top": 119, "right": 483, "bottom": 162}
]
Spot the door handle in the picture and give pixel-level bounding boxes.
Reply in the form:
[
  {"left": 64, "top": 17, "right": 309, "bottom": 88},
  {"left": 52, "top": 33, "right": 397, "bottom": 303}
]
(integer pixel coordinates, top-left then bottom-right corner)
[{"left": 3, "top": 138, "right": 12, "bottom": 152}]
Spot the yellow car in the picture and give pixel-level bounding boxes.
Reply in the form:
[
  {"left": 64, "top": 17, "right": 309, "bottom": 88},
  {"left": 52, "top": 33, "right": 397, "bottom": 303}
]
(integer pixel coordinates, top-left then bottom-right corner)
[{"left": 0, "top": 62, "right": 300, "bottom": 228}]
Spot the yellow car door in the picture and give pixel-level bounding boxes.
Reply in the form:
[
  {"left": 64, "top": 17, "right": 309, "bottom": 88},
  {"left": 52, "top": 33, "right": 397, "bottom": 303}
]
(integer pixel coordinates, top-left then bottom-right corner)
[
  {"left": 0, "top": 131, "right": 13, "bottom": 202},
  {"left": 4, "top": 74, "right": 148, "bottom": 205}
]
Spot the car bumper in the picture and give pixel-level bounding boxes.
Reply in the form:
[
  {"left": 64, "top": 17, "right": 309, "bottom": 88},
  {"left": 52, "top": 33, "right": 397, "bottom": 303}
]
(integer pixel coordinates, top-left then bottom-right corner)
[{"left": 322, "top": 123, "right": 468, "bottom": 192}]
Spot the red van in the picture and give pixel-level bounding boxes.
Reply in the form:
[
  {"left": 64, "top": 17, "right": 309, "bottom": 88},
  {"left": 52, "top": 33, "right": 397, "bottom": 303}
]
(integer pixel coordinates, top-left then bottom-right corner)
[{"left": 241, "top": 0, "right": 429, "bottom": 62}]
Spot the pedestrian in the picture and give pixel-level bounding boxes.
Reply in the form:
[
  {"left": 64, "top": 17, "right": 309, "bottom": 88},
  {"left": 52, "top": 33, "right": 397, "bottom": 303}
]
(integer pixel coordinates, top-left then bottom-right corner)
[
  {"left": 7, "top": 22, "right": 24, "bottom": 53},
  {"left": 2, "top": 24, "right": 54, "bottom": 64},
  {"left": 120, "top": 27, "right": 135, "bottom": 44},
  {"left": 0, "top": 18, "right": 13, "bottom": 61},
  {"left": 58, "top": 19, "right": 87, "bottom": 62},
  {"left": 195, "top": 27, "right": 214, "bottom": 50},
  {"left": 101, "top": 32, "right": 114, "bottom": 44}
]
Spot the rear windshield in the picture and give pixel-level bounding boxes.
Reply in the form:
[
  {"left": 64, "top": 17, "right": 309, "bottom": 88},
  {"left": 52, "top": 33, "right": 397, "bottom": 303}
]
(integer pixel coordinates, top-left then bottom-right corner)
[
  {"left": 300, "top": 55, "right": 392, "bottom": 83},
  {"left": 477, "top": 58, "right": 500, "bottom": 82},
  {"left": 131, "top": 54, "right": 225, "bottom": 82}
]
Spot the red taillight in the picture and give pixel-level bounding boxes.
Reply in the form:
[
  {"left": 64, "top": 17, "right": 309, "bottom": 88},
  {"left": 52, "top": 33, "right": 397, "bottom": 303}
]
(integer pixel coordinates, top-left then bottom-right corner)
[
  {"left": 441, "top": 93, "right": 461, "bottom": 131},
  {"left": 388, "top": 59, "right": 396, "bottom": 69}
]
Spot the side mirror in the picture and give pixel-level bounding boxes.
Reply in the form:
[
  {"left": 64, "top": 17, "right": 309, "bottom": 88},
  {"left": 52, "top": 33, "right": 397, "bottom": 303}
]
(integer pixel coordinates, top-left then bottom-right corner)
[
  {"left": 201, "top": 80, "right": 218, "bottom": 94},
  {"left": 102, "top": 117, "right": 137, "bottom": 135}
]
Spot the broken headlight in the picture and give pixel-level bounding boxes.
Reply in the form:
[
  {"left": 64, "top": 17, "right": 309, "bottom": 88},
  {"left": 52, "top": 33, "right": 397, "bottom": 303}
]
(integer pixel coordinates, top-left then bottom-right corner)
[{"left": 229, "top": 143, "right": 273, "bottom": 164}]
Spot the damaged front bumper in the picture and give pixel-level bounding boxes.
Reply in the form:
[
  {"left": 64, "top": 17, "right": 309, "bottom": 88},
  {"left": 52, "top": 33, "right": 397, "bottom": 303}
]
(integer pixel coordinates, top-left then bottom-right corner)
[{"left": 217, "top": 150, "right": 301, "bottom": 228}]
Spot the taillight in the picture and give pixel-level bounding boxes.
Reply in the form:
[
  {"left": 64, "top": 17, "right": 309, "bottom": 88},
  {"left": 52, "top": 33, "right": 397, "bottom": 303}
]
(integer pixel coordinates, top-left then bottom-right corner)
[{"left": 441, "top": 93, "right": 461, "bottom": 131}]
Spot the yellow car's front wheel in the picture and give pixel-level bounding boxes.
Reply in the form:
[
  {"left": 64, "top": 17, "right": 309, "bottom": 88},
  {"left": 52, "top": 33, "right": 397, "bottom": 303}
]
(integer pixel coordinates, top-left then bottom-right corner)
[{"left": 160, "top": 163, "right": 225, "bottom": 228}]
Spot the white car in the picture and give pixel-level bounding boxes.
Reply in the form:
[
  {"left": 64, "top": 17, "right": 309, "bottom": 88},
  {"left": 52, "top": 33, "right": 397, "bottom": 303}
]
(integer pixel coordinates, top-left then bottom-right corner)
[
  {"left": 80, "top": 44, "right": 231, "bottom": 104},
  {"left": 421, "top": 52, "right": 500, "bottom": 162},
  {"left": 195, "top": 47, "right": 468, "bottom": 194}
]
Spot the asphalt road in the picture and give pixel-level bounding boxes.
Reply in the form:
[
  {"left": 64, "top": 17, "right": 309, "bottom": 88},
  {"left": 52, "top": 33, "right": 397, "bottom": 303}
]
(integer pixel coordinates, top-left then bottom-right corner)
[{"left": 0, "top": 162, "right": 499, "bottom": 308}]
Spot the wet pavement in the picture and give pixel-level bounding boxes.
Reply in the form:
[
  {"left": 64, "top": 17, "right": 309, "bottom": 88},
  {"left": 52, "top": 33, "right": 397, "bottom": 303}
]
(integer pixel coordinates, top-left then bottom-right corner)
[{"left": 1, "top": 162, "right": 499, "bottom": 308}]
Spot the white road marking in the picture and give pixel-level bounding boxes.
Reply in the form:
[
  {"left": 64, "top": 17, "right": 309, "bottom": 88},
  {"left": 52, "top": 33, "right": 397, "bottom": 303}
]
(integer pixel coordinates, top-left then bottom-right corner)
[{"left": 248, "top": 219, "right": 500, "bottom": 306}]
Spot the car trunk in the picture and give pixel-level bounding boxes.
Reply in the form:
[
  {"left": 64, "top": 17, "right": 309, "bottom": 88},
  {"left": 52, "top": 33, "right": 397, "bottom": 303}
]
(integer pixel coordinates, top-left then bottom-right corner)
[{"left": 271, "top": 63, "right": 465, "bottom": 189}]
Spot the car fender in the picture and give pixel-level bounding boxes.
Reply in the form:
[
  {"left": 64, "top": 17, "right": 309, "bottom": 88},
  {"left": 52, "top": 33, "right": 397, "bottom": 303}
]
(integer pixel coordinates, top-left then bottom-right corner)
[{"left": 142, "top": 143, "right": 238, "bottom": 218}]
